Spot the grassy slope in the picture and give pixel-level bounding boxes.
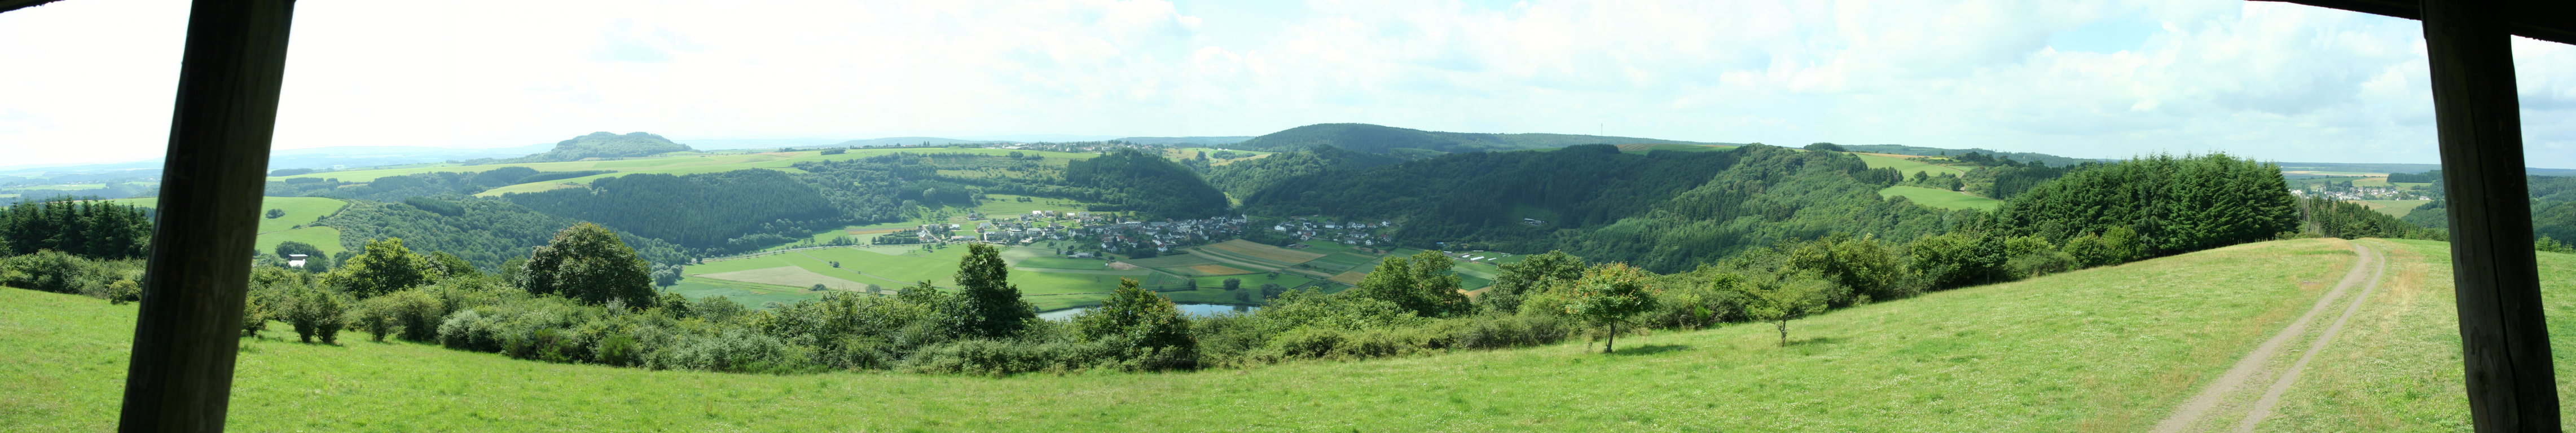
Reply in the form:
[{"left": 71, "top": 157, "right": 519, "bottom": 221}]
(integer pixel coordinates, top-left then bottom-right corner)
[
  {"left": 2355, "top": 200, "right": 2431, "bottom": 218},
  {"left": 106, "top": 196, "right": 348, "bottom": 233},
  {"left": 1856, "top": 153, "right": 1971, "bottom": 176},
  {"left": 109, "top": 197, "right": 353, "bottom": 257},
  {"left": 10, "top": 238, "right": 2505, "bottom": 432},
  {"left": 254, "top": 147, "right": 1097, "bottom": 196},
  {"left": 1878, "top": 185, "right": 2003, "bottom": 211},
  {"left": 2256, "top": 240, "right": 2576, "bottom": 431}
]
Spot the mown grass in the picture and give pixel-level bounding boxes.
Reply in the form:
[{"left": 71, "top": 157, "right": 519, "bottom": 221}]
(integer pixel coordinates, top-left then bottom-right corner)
[
  {"left": 1879, "top": 185, "right": 2003, "bottom": 211},
  {"left": 2255, "top": 240, "right": 2576, "bottom": 431},
  {"left": 2, "top": 238, "right": 2423, "bottom": 432}
]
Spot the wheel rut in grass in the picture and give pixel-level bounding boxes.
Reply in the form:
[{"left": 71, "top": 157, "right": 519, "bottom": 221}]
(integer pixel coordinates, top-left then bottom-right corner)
[{"left": 2149, "top": 242, "right": 2386, "bottom": 433}]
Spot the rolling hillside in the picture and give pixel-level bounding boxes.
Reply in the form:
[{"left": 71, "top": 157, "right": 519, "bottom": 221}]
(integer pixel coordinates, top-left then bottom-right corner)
[
  {"left": 1231, "top": 123, "right": 1725, "bottom": 155},
  {"left": 6, "top": 238, "right": 2555, "bottom": 431}
]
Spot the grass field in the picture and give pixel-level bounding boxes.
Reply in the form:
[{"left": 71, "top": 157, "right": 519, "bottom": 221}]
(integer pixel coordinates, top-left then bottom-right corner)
[
  {"left": 1856, "top": 153, "right": 1971, "bottom": 177},
  {"left": 696, "top": 266, "right": 874, "bottom": 291},
  {"left": 1118, "top": 254, "right": 1220, "bottom": 268},
  {"left": 107, "top": 196, "right": 349, "bottom": 234},
  {"left": 254, "top": 226, "right": 346, "bottom": 258},
  {"left": 1206, "top": 240, "right": 1327, "bottom": 264},
  {"left": 680, "top": 245, "right": 1158, "bottom": 310},
  {"left": 15, "top": 238, "right": 2549, "bottom": 431},
  {"left": 252, "top": 147, "right": 1099, "bottom": 197},
  {"left": 2253, "top": 241, "right": 2575, "bottom": 431},
  {"left": 2354, "top": 200, "right": 2431, "bottom": 218},
  {"left": 1879, "top": 185, "right": 2004, "bottom": 211}
]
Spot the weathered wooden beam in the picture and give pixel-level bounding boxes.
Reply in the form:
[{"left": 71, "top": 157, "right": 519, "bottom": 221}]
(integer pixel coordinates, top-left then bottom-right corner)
[
  {"left": 2261, "top": 0, "right": 2576, "bottom": 46},
  {"left": 2421, "top": 0, "right": 2561, "bottom": 431},
  {"left": 117, "top": 0, "right": 295, "bottom": 432}
]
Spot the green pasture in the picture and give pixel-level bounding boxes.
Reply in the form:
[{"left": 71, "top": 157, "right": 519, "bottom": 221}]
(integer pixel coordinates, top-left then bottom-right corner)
[
  {"left": 254, "top": 226, "right": 346, "bottom": 258},
  {"left": 14, "top": 238, "right": 2542, "bottom": 431},
  {"left": 1856, "top": 153, "right": 1970, "bottom": 177},
  {"left": 1878, "top": 185, "right": 2003, "bottom": 211},
  {"left": 2355, "top": 200, "right": 2431, "bottom": 218},
  {"left": 666, "top": 277, "right": 829, "bottom": 307}
]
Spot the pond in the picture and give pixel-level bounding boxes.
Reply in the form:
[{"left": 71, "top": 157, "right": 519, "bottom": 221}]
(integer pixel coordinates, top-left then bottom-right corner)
[{"left": 1038, "top": 303, "right": 1259, "bottom": 320}]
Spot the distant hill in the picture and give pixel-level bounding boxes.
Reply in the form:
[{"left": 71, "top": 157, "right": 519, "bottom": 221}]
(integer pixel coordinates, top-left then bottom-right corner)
[
  {"left": 505, "top": 132, "right": 694, "bottom": 163},
  {"left": 1232, "top": 123, "right": 1724, "bottom": 156},
  {"left": 1839, "top": 144, "right": 2099, "bottom": 167},
  {"left": 1115, "top": 136, "right": 1256, "bottom": 145},
  {"left": 833, "top": 137, "right": 1012, "bottom": 147}
]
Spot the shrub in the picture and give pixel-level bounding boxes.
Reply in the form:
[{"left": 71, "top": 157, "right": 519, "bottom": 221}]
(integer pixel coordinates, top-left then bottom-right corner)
[
  {"left": 285, "top": 287, "right": 350, "bottom": 344},
  {"left": 652, "top": 328, "right": 808, "bottom": 373}
]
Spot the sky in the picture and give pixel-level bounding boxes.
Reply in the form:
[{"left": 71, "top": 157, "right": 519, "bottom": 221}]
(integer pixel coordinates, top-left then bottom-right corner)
[{"left": 2, "top": 0, "right": 2574, "bottom": 169}]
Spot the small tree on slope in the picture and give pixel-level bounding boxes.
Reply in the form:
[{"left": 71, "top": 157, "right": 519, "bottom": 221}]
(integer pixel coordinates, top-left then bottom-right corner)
[{"left": 1560, "top": 263, "right": 1657, "bottom": 354}]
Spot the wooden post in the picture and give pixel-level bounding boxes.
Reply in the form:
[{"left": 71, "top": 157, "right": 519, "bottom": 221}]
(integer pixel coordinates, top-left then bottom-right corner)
[
  {"left": 2420, "top": 0, "right": 2560, "bottom": 431},
  {"left": 117, "top": 1, "right": 296, "bottom": 431}
]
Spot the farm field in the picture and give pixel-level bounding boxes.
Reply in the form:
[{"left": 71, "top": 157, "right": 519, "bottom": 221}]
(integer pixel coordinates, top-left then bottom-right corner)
[
  {"left": 678, "top": 245, "right": 1162, "bottom": 310},
  {"left": 2354, "top": 200, "right": 2431, "bottom": 218},
  {"left": 1878, "top": 185, "right": 2003, "bottom": 211},
  {"left": 105, "top": 196, "right": 349, "bottom": 234},
  {"left": 254, "top": 226, "right": 346, "bottom": 258},
  {"left": 256, "top": 147, "right": 1099, "bottom": 197},
  {"left": 10, "top": 238, "right": 2548, "bottom": 431},
  {"left": 1854, "top": 153, "right": 1971, "bottom": 177}
]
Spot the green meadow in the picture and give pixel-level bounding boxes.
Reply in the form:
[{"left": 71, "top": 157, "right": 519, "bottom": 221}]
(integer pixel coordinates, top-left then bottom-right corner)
[
  {"left": 16, "top": 238, "right": 2555, "bottom": 431},
  {"left": 2355, "top": 200, "right": 2431, "bottom": 218},
  {"left": 1877, "top": 185, "right": 2003, "bottom": 211},
  {"left": 1855, "top": 153, "right": 1971, "bottom": 177}
]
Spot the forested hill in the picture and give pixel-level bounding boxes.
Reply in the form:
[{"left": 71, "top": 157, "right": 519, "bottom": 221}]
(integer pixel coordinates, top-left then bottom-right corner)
[
  {"left": 502, "top": 170, "right": 848, "bottom": 251},
  {"left": 1063, "top": 149, "right": 1231, "bottom": 220},
  {"left": 502, "top": 132, "right": 694, "bottom": 163},
  {"left": 1230, "top": 123, "right": 1723, "bottom": 155},
  {"left": 319, "top": 197, "right": 687, "bottom": 271},
  {"left": 2404, "top": 174, "right": 2576, "bottom": 248},
  {"left": 1203, "top": 145, "right": 1402, "bottom": 198},
  {"left": 1239, "top": 144, "right": 1959, "bottom": 272},
  {"left": 1839, "top": 144, "right": 2096, "bottom": 167}
]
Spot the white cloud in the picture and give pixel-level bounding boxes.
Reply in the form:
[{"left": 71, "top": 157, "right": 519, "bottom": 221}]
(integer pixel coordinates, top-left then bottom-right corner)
[{"left": 1, "top": 0, "right": 2573, "bottom": 169}]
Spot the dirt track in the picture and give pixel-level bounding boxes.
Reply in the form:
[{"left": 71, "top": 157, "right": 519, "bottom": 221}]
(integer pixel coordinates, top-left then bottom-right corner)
[{"left": 2150, "top": 242, "right": 2386, "bottom": 433}]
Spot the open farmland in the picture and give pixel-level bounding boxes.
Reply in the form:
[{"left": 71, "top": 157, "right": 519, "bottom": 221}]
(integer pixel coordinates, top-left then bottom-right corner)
[
  {"left": 697, "top": 266, "right": 875, "bottom": 291},
  {"left": 2355, "top": 200, "right": 2432, "bottom": 218},
  {"left": 679, "top": 245, "right": 1163, "bottom": 311},
  {"left": 11, "top": 238, "right": 2531, "bottom": 432},
  {"left": 256, "top": 147, "right": 1099, "bottom": 197},
  {"left": 1878, "top": 185, "right": 2003, "bottom": 211},
  {"left": 1855, "top": 153, "right": 1972, "bottom": 176},
  {"left": 108, "top": 196, "right": 348, "bottom": 233}
]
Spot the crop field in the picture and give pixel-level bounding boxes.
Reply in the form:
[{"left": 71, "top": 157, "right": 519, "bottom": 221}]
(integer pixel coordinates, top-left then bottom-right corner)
[
  {"left": 1206, "top": 240, "right": 1327, "bottom": 264},
  {"left": 1172, "top": 264, "right": 1257, "bottom": 277},
  {"left": 12, "top": 238, "right": 2524, "bottom": 432},
  {"left": 1014, "top": 257, "right": 1115, "bottom": 270},
  {"left": 1304, "top": 253, "right": 1377, "bottom": 272},
  {"left": 1117, "top": 254, "right": 1220, "bottom": 268},
  {"left": 1878, "top": 185, "right": 2003, "bottom": 211},
  {"left": 1327, "top": 271, "right": 1368, "bottom": 285},
  {"left": 2354, "top": 200, "right": 2431, "bottom": 218},
  {"left": 1855, "top": 153, "right": 1971, "bottom": 177},
  {"left": 696, "top": 266, "right": 873, "bottom": 291}
]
